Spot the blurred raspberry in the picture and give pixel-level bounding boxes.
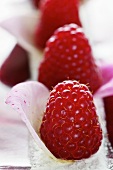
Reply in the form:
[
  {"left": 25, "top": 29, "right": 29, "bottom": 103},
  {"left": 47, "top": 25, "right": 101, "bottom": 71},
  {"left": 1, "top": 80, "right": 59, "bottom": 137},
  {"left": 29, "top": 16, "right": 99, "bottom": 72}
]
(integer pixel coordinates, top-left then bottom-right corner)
[{"left": 0, "top": 44, "right": 30, "bottom": 87}]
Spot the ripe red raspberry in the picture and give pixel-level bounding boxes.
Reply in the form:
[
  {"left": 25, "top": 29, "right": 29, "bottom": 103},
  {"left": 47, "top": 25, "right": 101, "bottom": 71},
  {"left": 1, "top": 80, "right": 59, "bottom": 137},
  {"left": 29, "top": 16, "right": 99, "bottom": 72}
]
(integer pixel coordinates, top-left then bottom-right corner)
[
  {"left": 103, "top": 96, "right": 113, "bottom": 148},
  {"left": 0, "top": 45, "right": 30, "bottom": 87},
  {"left": 40, "top": 80, "right": 103, "bottom": 160},
  {"left": 35, "top": 0, "right": 81, "bottom": 48},
  {"left": 38, "top": 24, "right": 102, "bottom": 93},
  {"left": 32, "top": 0, "right": 41, "bottom": 8}
]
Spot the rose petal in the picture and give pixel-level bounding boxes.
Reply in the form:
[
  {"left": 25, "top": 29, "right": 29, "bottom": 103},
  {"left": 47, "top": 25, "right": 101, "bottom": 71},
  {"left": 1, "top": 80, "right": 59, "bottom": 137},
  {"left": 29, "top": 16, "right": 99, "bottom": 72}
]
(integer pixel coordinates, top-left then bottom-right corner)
[
  {"left": 94, "top": 62, "right": 113, "bottom": 98},
  {"left": 99, "top": 62, "right": 113, "bottom": 84},
  {"left": 5, "top": 81, "right": 56, "bottom": 159},
  {"left": 0, "top": 13, "right": 38, "bottom": 52},
  {"left": 94, "top": 78, "right": 113, "bottom": 98}
]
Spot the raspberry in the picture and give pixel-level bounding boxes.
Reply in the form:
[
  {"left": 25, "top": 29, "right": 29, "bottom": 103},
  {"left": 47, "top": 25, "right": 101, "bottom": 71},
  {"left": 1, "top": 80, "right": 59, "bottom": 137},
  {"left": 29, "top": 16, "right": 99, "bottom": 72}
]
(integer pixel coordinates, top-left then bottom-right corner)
[
  {"left": 35, "top": 0, "right": 81, "bottom": 48},
  {"left": 32, "top": 0, "right": 41, "bottom": 8},
  {"left": 40, "top": 80, "right": 103, "bottom": 160},
  {"left": 0, "top": 44, "right": 30, "bottom": 87},
  {"left": 103, "top": 96, "right": 113, "bottom": 148},
  {"left": 38, "top": 24, "right": 102, "bottom": 93}
]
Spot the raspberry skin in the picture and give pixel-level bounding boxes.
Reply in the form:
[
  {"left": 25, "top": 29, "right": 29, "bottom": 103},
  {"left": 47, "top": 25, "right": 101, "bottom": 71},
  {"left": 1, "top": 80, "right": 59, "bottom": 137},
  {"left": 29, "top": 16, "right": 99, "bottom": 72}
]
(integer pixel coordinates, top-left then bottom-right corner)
[
  {"left": 38, "top": 24, "right": 103, "bottom": 93},
  {"left": 40, "top": 80, "right": 103, "bottom": 160},
  {"left": 32, "top": 0, "right": 41, "bottom": 8},
  {"left": 103, "top": 96, "right": 113, "bottom": 148},
  {"left": 0, "top": 45, "right": 30, "bottom": 87},
  {"left": 35, "top": 0, "right": 81, "bottom": 48}
]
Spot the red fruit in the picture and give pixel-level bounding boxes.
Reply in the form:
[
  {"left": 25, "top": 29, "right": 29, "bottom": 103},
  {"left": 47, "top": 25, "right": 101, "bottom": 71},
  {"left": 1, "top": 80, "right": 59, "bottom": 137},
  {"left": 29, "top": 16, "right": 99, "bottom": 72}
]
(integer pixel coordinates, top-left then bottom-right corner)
[
  {"left": 103, "top": 96, "right": 113, "bottom": 148},
  {"left": 32, "top": 0, "right": 41, "bottom": 8},
  {"left": 38, "top": 24, "right": 102, "bottom": 93},
  {"left": 0, "top": 44, "right": 30, "bottom": 87},
  {"left": 40, "top": 80, "right": 103, "bottom": 160},
  {"left": 35, "top": 0, "right": 81, "bottom": 48}
]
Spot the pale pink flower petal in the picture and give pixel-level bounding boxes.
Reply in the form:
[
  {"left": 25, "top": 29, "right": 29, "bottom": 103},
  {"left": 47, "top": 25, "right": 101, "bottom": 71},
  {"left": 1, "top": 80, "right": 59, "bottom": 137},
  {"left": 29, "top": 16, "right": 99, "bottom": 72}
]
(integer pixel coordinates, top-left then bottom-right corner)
[
  {"left": 100, "top": 62, "right": 113, "bottom": 84},
  {"left": 0, "top": 14, "right": 38, "bottom": 52},
  {"left": 94, "top": 78, "right": 113, "bottom": 98},
  {"left": 5, "top": 81, "right": 56, "bottom": 159},
  {"left": 94, "top": 62, "right": 113, "bottom": 98}
]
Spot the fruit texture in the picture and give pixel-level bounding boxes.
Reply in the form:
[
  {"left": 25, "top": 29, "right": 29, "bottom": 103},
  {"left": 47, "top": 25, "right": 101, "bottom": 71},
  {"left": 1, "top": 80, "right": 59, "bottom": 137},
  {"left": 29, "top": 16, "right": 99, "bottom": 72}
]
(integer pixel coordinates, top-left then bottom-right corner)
[
  {"left": 40, "top": 80, "right": 103, "bottom": 160},
  {"left": 0, "top": 44, "right": 30, "bottom": 87},
  {"left": 38, "top": 24, "right": 102, "bottom": 93},
  {"left": 35, "top": 0, "right": 81, "bottom": 48}
]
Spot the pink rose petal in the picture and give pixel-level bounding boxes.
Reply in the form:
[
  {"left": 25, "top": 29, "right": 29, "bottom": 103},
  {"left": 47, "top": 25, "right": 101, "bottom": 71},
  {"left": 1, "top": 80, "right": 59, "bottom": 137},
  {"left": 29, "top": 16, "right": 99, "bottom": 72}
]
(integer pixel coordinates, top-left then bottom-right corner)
[
  {"left": 0, "top": 14, "right": 38, "bottom": 52},
  {"left": 98, "top": 61, "right": 113, "bottom": 84},
  {"left": 5, "top": 81, "right": 55, "bottom": 159},
  {"left": 94, "top": 78, "right": 113, "bottom": 98},
  {"left": 94, "top": 62, "right": 113, "bottom": 98}
]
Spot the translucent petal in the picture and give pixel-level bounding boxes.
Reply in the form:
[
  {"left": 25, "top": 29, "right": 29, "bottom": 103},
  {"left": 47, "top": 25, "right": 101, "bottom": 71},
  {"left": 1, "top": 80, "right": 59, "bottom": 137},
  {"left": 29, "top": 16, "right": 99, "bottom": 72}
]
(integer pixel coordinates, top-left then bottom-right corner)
[
  {"left": 0, "top": 13, "right": 38, "bottom": 52},
  {"left": 98, "top": 61, "right": 113, "bottom": 84},
  {"left": 95, "top": 62, "right": 113, "bottom": 98},
  {"left": 94, "top": 78, "right": 113, "bottom": 98},
  {"left": 5, "top": 81, "right": 56, "bottom": 159}
]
